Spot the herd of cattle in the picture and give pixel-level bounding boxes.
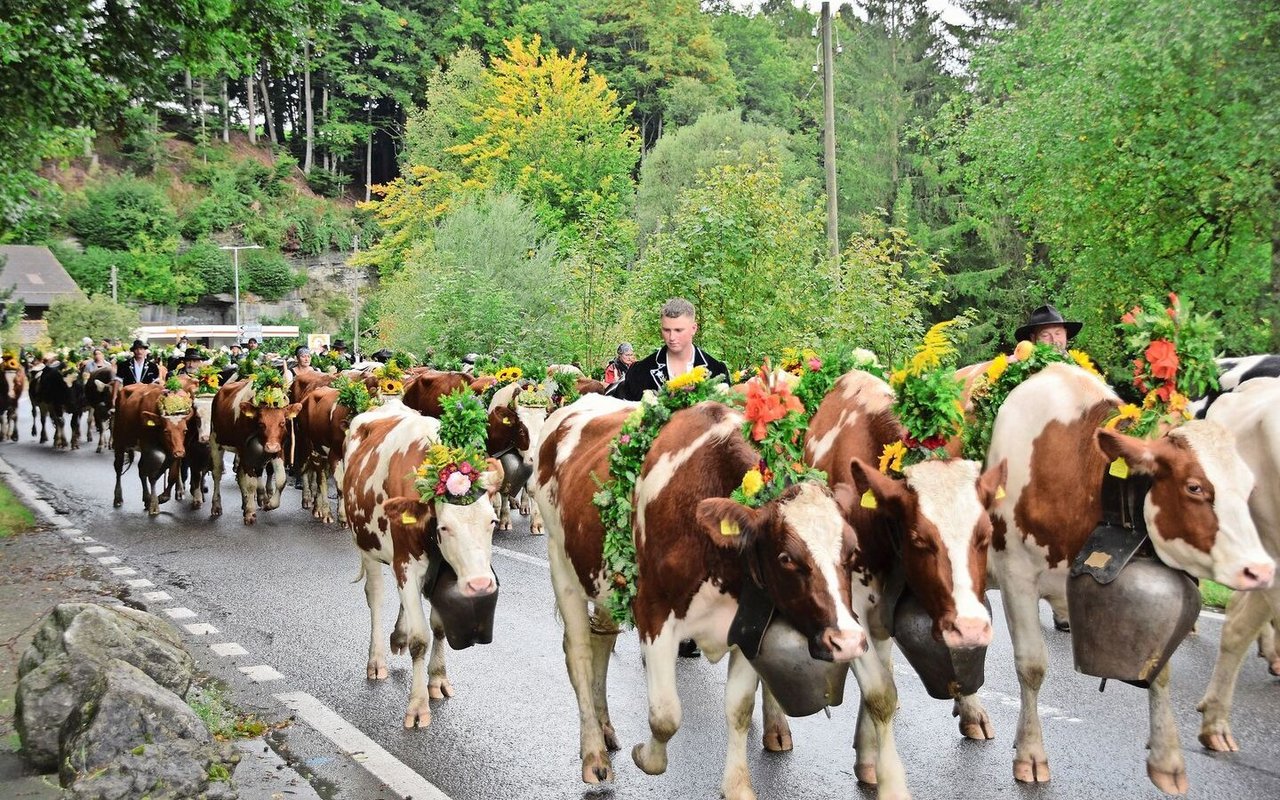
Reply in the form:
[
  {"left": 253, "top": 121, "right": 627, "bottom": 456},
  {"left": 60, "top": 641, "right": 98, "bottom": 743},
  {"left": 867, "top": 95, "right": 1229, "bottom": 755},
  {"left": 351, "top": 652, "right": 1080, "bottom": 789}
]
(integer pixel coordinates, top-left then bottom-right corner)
[{"left": 5, "top": 352, "right": 1280, "bottom": 799}]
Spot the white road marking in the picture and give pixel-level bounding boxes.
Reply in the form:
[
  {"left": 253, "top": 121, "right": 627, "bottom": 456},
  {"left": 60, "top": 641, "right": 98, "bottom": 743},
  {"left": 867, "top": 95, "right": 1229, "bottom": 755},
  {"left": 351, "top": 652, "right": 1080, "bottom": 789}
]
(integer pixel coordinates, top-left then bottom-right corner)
[
  {"left": 492, "top": 545, "right": 550, "bottom": 569},
  {"left": 83, "top": 545, "right": 108, "bottom": 554},
  {"left": 110, "top": 567, "right": 137, "bottom": 576},
  {"left": 240, "top": 664, "right": 285, "bottom": 682},
  {"left": 211, "top": 642, "right": 249, "bottom": 657},
  {"left": 125, "top": 578, "right": 154, "bottom": 588},
  {"left": 976, "top": 688, "right": 1082, "bottom": 723},
  {"left": 143, "top": 591, "right": 172, "bottom": 602},
  {"left": 71, "top": 536, "right": 94, "bottom": 543},
  {"left": 275, "top": 691, "right": 452, "bottom": 800},
  {"left": 62, "top": 528, "right": 82, "bottom": 536},
  {"left": 96, "top": 556, "right": 120, "bottom": 565},
  {"left": 185, "top": 623, "right": 219, "bottom": 635},
  {"left": 164, "top": 607, "right": 197, "bottom": 620}
]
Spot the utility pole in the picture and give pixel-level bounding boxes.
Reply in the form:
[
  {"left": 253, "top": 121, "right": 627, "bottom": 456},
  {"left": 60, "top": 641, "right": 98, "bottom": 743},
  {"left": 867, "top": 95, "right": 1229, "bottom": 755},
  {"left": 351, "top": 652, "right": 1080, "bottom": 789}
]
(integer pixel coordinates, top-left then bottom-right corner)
[
  {"left": 219, "top": 244, "right": 262, "bottom": 336},
  {"left": 351, "top": 234, "right": 361, "bottom": 361},
  {"left": 821, "top": 2, "right": 839, "bottom": 266},
  {"left": 110, "top": 264, "right": 118, "bottom": 303}
]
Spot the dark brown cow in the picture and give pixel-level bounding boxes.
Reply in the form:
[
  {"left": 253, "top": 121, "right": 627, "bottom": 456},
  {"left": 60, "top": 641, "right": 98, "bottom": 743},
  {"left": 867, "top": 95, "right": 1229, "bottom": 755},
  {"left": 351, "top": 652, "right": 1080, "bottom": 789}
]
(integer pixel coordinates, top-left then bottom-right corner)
[
  {"left": 963, "top": 362, "right": 1274, "bottom": 793},
  {"left": 402, "top": 370, "right": 472, "bottom": 418},
  {"left": 536, "top": 393, "right": 865, "bottom": 799},
  {"left": 800, "top": 369, "right": 1006, "bottom": 788},
  {"left": 81, "top": 367, "right": 118, "bottom": 453},
  {"left": 296, "top": 386, "right": 352, "bottom": 524},
  {"left": 112, "top": 383, "right": 194, "bottom": 516},
  {"left": 209, "top": 379, "right": 301, "bottom": 525},
  {"left": 341, "top": 401, "right": 502, "bottom": 727}
]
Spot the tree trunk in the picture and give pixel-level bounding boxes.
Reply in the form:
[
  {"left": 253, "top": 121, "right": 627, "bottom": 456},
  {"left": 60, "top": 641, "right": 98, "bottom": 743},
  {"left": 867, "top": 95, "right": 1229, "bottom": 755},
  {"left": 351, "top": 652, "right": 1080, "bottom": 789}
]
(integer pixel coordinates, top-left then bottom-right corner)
[
  {"left": 245, "top": 75, "right": 257, "bottom": 145},
  {"left": 259, "top": 66, "right": 278, "bottom": 144},
  {"left": 364, "top": 107, "right": 373, "bottom": 202},
  {"left": 221, "top": 78, "right": 230, "bottom": 142},
  {"left": 303, "top": 41, "right": 314, "bottom": 174},
  {"left": 198, "top": 78, "right": 207, "bottom": 150},
  {"left": 321, "top": 83, "right": 330, "bottom": 171},
  {"left": 184, "top": 68, "right": 193, "bottom": 117},
  {"left": 83, "top": 133, "right": 99, "bottom": 173}
]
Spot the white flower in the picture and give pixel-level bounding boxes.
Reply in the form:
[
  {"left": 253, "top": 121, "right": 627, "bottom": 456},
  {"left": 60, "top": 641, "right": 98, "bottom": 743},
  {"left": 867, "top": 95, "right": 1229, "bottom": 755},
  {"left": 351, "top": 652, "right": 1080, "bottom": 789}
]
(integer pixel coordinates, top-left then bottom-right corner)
[
  {"left": 445, "top": 471, "right": 473, "bottom": 497},
  {"left": 852, "top": 348, "right": 880, "bottom": 366}
]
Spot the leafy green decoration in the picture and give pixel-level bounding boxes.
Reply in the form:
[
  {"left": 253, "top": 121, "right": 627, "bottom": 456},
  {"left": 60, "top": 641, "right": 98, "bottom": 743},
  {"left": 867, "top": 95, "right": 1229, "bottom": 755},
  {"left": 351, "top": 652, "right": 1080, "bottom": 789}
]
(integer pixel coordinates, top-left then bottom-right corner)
[
  {"left": 334, "top": 375, "right": 371, "bottom": 415},
  {"left": 438, "top": 388, "right": 488, "bottom": 451}
]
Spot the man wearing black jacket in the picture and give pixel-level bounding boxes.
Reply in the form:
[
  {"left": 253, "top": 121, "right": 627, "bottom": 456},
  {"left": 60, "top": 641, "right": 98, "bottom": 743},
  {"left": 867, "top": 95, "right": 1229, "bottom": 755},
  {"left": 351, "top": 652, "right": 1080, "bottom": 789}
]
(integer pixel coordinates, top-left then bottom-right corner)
[
  {"left": 118, "top": 339, "right": 160, "bottom": 386},
  {"left": 608, "top": 297, "right": 728, "bottom": 402}
]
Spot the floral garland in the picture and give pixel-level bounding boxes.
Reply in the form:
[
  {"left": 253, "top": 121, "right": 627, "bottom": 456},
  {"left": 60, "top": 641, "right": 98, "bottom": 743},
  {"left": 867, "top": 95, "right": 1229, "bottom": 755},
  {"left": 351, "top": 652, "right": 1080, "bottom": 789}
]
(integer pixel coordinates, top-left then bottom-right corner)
[
  {"left": 159, "top": 378, "right": 193, "bottom": 415},
  {"left": 413, "top": 444, "right": 489, "bottom": 506},
  {"left": 374, "top": 359, "right": 405, "bottom": 396},
  {"left": 438, "top": 388, "right": 488, "bottom": 451},
  {"left": 251, "top": 366, "right": 287, "bottom": 408},
  {"left": 592, "top": 366, "right": 734, "bottom": 626},
  {"left": 880, "top": 321, "right": 967, "bottom": 472},
  {"left": 333, "top": 375, "right": 371, "bottom": 415},
  {"left": 728, "top": 365, "right": 827, "bottom": 509},
  {"left": 516, "top": 384, "right": 552, "bottom": 408},
  {"left": 1107, "top": 293, "right": 1220, "bottom": 439},
  {"left": 313, "top": 351, "right": 351, "bottom": 374},
  {"left": 961, "top": 343, "right": 1101, "bottom": 461},
  {"left": 791, "top": 347, "right": 887, "bottom": 415},
  {"left": 194, "top": 365, "right": 222, "bottom": 396}
]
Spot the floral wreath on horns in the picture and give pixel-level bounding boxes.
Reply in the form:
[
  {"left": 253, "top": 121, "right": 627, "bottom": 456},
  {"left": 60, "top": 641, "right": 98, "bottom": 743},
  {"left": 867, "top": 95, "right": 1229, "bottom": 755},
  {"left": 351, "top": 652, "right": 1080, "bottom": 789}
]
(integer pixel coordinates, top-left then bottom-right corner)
[
  {"left": 728, "top": 361, "right": 827, "bottom": 511},
  {"left": 333, "top": 375, "right": 372, "bottom": 415},
  {"left": 592, "top": 366, "right": 735, "bottom": 627},
  {"left": 878, "top": 321, "right": 967, "bottom": 478},
  {"left": 194, "top": 365, "right": 222, "bottom": 396},
  {"left": 374, "top": 359, "right": 405, "bottom": 396},
  {"left": 412, "top": 389, "right": 492, "bottom": 506},
  {"left": 158, "top": 377, "right": 193, "bottom": 415},
  {"left": 251, "top": 366, "right": 287, "bottom": 408},
  {"left": 1106, "top": 292, "right": 1220, "bottom": 440}
]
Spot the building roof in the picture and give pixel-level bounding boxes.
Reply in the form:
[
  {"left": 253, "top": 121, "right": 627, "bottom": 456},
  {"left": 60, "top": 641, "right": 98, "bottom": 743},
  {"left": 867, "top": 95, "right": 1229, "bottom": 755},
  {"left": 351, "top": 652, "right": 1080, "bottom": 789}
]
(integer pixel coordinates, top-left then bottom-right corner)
[{"left": 0, "top": 245, "right": 86, "bottom": 308}]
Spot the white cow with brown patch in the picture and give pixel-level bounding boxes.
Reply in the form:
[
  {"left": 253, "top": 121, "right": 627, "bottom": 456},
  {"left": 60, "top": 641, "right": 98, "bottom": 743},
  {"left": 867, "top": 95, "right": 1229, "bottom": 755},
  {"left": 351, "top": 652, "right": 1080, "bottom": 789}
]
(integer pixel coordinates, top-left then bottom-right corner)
[
  {"left": 964, "top": 363, "right": 1274, "bottom": 794},
  {"left": 489, "top": 381, "right": 548, "bottom": 533}
]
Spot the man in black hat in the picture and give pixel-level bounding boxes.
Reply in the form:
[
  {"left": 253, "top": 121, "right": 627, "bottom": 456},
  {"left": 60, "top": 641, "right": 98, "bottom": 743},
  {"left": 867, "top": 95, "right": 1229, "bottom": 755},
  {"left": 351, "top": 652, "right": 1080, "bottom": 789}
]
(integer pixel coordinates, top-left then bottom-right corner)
[
  {"left": 119, "top": 339, "right": 160, "bottom": 386},
  {"left": 1014, "top": 304, "right": 1082, "bottom": 355},
  {"left": 174, "top": 347, "right": 206, "bottom": 378}
]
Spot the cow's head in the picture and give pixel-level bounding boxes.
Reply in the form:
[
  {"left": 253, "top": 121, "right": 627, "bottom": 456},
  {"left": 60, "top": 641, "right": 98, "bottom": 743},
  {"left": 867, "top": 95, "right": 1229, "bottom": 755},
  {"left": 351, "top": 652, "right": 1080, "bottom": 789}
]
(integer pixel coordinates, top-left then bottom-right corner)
[
  {"left": 4, "top": 370, "right": 16, "bottom": 400},
  {"left": 510, "top": 393, "right": 549, "bottom": 466},
  {"left": 852, "top": 457, "right": 1007, "bottom": 649},
  {"left": 143, "top": 409, "right": 194, "bottom": 458},
  {"left": 191, "top": 395, "right": 215, "bottom": 443},
  {"left": 239, "top": 401, "right": 302, "bottom": 455},
  {"left": 696, "top": 481, "right": 866, "bottom": 662},
  {"left": 382, "top": 460, "right": 504, "bottom": 596},
  {"left": 1097, "top": 423, "right": 1275, "bottom": 590},
  {"left": 486, "top": 406, "right": 530, "bottom": 456}
]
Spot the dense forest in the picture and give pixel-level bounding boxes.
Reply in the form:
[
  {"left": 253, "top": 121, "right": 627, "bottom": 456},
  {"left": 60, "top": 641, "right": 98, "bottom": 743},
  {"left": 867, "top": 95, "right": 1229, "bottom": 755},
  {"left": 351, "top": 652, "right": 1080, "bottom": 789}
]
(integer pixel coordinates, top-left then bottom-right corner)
[{"left": 2, "top": 0, "right": 1276, "bottom": 374}]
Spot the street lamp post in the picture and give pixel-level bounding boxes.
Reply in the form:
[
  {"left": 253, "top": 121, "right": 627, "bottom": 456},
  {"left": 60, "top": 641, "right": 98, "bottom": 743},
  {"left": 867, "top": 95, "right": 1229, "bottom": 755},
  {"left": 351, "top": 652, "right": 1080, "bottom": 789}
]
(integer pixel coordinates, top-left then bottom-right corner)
[{"left": 219, "top": 244, "right": 262, "bottom": 336}]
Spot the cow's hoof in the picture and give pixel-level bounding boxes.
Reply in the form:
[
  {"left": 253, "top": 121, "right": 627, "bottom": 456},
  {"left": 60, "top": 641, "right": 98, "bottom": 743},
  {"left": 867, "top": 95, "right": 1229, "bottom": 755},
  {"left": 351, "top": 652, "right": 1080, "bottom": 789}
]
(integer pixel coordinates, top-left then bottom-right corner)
[
  {"left": 1267, "top": 657, "right": 1280, "bottom": 677},
  {"left": 70, "top": 443, "right": 79, "bottom": 451},
  {"left": 301, "top": 497, "right": 313, "bottom": 510},
  {"left": 243, "top": 513, "right": 257, "bottom": 525},
  {"left": 210, "top": 505, "right": 222, "bottom": 518},
  {"left": 855, "top": 763, "right": 877, "bottom": 785},
  {"left": 113, "top": 499, "right": 122, "bottom": 508},
  {"left": 955, "top": 705, "right": 996, "bottom": 740},
  {"left": 721, "top": 773, "right": 757, "bottom": 800},
  {"left": 602, "top": 722, "right": 620, "bottom": 752},
  {"left": 530, "top": 524, "right": 545, "bottom": 536},
  {"left": 403, "top": 699, "right": 432, "bottom": 729},
  {"left": 632, "top": 742, "right": 667, "bottom": 776},
  {"left": 1198, "top": 725, "right": 1238, "bottom": 752},
  {"left": 367, "top": 660, "right": 388, "bottom": 680},
  {"left": 763, "top": 722, "right": 793, "bottom": 752},
  {"left": 191, "top": 501, "right": 203, "bottom": 511},
  {"left": 1147, "top": 761, "right": 1189, "bottom": 795},
  {"left": 428, "top": 676, "right": 453, "bottom": 699},
  {"left": 499, "top": 521, "right": 512, "bottom": 532},
  {"left": 1013, "top": 756, "right": 1050, "bottom": 783},
  {"left": 582, "top": 752, "right": 613, "bottom": 784}
]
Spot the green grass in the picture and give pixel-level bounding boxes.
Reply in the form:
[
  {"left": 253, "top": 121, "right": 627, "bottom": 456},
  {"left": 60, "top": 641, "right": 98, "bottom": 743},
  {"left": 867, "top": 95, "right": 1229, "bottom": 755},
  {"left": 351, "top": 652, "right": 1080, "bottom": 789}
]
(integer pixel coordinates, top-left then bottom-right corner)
[
  {"left": 1200, "top": 580, "right": 1232, "bottom": 610},
  {"left": 187, "top": 681, "right": 267, "bottom": 741},
  {"left": 0, "top": 480, "right": 35, "bottom": 538}
]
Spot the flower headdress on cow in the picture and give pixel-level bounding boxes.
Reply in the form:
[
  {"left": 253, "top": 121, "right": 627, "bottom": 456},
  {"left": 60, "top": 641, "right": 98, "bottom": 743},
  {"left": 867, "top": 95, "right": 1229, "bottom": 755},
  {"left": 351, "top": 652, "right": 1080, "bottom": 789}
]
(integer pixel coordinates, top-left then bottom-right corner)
[
  {"left": 194, "top": 365, "right": 221, "bottom": 396},
  {"left": 374, "top": 359, "right": 406, "bottom": 396},
  {"left": 515, "top": 383, "right": 551, "bottom": 408},
  {"left": 1107, "top": 293, "right": 1220, "bottom": 440},
  {"left": 3, "top": 351, "right": 19, "bottom": 371},
  {"left": 413, "top": 389, "right": 492, "bottom": 506},
  {"left": 251, "top": 366, "right": 287, "bottom": 408},
  {"left": 880, "top": 321, "right": 967, "bottom": 476},
  {"left": 333, "top": 374, "right": 372, "bottom": 415},
  {"left": 729, "top": 361, "right": 828, "bottom": 511},
  {"left": 159, "top": 377, "right": 193, "bottom": 416}
]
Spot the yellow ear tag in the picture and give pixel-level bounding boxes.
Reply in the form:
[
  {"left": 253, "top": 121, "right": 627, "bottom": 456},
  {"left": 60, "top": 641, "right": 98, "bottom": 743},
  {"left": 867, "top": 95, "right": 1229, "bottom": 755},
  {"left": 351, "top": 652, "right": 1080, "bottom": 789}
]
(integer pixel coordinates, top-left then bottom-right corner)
[
  {"left": 243, "top": 409, "right": 255, "bottom": 418},
  {"left": 400, "top": 511, "right": 418, "bottom": 525},
  {"left": 860, "top": 489, "right": 878, "bottom": 509},
  {"left": 145, "top": 419, "right": 156, "bottom": 427},
  {"left": 995, "top": 485, "right": 1006, "bottom": 500},
  {"left": 719, "top": 518, "right": 740, "bottom": 537},
  {"left": 1109, "top": 457, "right": 1130, "bottom": 479}
]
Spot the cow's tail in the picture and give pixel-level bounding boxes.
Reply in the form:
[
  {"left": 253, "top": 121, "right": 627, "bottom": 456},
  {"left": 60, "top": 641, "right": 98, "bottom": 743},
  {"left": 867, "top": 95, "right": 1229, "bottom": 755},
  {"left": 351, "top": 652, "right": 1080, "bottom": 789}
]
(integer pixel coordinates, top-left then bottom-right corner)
[
  {"left": 119, "top": 449, "right": 136, "bottom": 475},
  {"left": 351, "top": 559, "right": 366, "bottom": 585}
]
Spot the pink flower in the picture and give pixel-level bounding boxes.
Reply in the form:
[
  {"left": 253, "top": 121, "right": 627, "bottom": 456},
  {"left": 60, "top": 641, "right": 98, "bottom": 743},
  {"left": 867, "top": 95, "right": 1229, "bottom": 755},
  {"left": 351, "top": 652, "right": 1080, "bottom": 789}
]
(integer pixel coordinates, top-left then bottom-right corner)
[
  {"left": 619, "top": 434, "right": 631, "bottom": 445},
  {"left": 808, "top": 357, "right": 822, "bottom": 371},
  {"left": 446, "top": 471, "right": 473, "bottom": 496}
]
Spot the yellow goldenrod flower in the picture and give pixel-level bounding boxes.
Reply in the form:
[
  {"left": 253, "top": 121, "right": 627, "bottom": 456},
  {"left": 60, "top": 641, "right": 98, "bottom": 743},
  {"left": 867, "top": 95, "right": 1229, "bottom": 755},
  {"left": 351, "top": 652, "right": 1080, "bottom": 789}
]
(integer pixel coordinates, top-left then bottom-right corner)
[
  {"left": 908, "top": 320, "right": 957, "bottom": 375},
  {"left": 879, "top": 441, "right": 907, "bottom": 474},
  {"left": 740, "top": 468, "right": 764, "bottom": 497},
  {"left": 665, "top": 365, "right": 710, "bottom": 392},
  {"left": 984, "top": 354, "right": 1009, "bottom": 384}
]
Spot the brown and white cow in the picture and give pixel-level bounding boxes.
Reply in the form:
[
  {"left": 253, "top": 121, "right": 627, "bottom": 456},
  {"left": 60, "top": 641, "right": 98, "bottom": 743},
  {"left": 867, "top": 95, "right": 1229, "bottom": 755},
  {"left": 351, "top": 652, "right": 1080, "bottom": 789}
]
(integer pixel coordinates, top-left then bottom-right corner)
[
  {"left": 965, "top": 362, "right": 1274, "bottom": 793},
  {"left": 802, "top": 369, "right": 1006, "bottom": 790},
  {"left": 209, "top": 379, "right": 301, "bottom": 525},
  {"left": 536, "top": 393, "right": 865, "bottom": 800},
  {"left": 402, "top": 370, "right": 472, "bottom": 418},
  {"left": 296, "top": 386, "right": 353, "bottom": 524},
  {"left": 1, "top": 365, "right": 25, "bottom": 441},
  {"left": 489, "top": 380, "right": 549, "bottom": 533},
  {"left": 341, "top": 400, "right": 503, "bottom": 727},
  {"left": 1197, "top": 376, "right": 1280, "bottom": 752},
  {"left": 112, "top": 383, "right": 194, "bottom": 516},
  {"left": 81, "top": 367, "right": 118, "bottom": 453}
]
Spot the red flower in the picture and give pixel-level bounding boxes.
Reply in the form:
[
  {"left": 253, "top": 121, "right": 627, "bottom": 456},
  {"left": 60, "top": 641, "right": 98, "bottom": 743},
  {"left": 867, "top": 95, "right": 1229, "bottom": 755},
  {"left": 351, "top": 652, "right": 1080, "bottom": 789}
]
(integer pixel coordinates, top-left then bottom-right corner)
[
  {"left": 1168, "top": 292, "right": 1180, "bottom": 310},
  {"left": 1121, "top": 306, "right": 1140, "bottom": 325},
  {"left": 921, "top": 435, "right": 948, "bottom": 450},
  {"left": 808, "top": 357, "right": 822, "bottom": 371},
  {"left": 1155, "top": 380, "right": 1176, "bottom": 402},
  {"left": 744, "top": 381, "right": 803, "bottom": 441},
  {"left": 1132, "top": 357, "right": 1149, "bottom": 393},
  {"left": 1145, "top": 339, "right": 1179, "bottom": 381}
]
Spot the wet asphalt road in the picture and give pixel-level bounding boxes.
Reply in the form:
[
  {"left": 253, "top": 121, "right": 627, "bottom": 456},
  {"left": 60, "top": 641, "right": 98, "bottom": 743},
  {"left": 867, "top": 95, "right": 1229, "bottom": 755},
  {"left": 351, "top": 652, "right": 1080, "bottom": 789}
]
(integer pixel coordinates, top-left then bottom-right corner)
[{"left": 4, "top": 405, "right": 1280, "bottom": 800}]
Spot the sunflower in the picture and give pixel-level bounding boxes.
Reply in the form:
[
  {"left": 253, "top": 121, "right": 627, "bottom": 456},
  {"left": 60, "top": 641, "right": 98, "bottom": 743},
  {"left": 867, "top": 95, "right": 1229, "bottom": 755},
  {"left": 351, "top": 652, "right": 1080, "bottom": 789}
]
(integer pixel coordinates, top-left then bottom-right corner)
[
  {"left": 1069, "top": 349, "right": 1102, "bottom": 378},
  {"left": 380, "top": 378, "right": 404, "bottom": 396},
  {"left": 665, "top": 365, "right": 710, "bottom": 392},
  {"left": 495, "top": 366, "right": 523, "bottom": 383},
  {"left": 878, "top": 440, "right": 907, "bottom": 474}
]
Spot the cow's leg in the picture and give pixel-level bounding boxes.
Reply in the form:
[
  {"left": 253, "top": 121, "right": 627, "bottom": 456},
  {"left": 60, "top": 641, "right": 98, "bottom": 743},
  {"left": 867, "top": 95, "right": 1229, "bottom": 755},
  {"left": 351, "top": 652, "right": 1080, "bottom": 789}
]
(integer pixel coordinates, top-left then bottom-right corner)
[
  {"left": 632, "top": 625, "right": 681, "bottom": 775},
  {"left": 70, "top": 410, "right": 81, "bottom": 449},
  {"left": 390, "top": 604, "right": 408, "bottom": 655},
  {"left": 518, "top": 484, "right": 532, "bottom": 517},
  {"left": 189, "top": 466, "right": 204, "bottom": 510},
  {"left": 588, "top": 611, "right": 620, "bottom": 752},
  {"left": 427, "top": 608, "right": 454, "bottom": 699},
  {"left": 158, "top": 460, "right": 177, "bottom": 504},
  {"left": 760, "top": 687, "right": 793, "bottom": 752},
  {"left": 549, "top": 540, "right": 612, "bottom": 783},
  {"left": 263, "top": 456, "right": 286, "bottom": 510},
  {"left": 1261, "top": 616, "right": 1280, "bottom": 675},
  {"left": 1197, "top": 586, "right": 1279, "bottom": 751},
  {"left": 953, "top": 693, "right": 996, "bottom": 740},
  {"left": 112, "top": 448, "right": 127, "bottom": 508},
  {"left": 720, "top": 650, "right": 760, "bottom": 800},
  {"left": 237, "top": 465, "right": 260, "bottom": 525},
  {"left": 398, "top": 563, "right": 434, "bottom": 728},
  {"left": 209, "top": 442, "right": 224, "bottom": 517},
  {"left": 361, "top": 554, "right": 389, "bottom": 680},
  {"left": 529, "top": 501, "right": 544, "bottom": 536},
  {"left": 1147, "top": 663, "right": 1189, "bottom": 794},
  {"left": 94, "top": 418, "right": 105, "bottom": 453},
  {"left": 495, "top": 491, "right": 513, "bottom": 531},
  {"left": 333, "top": 454, "right": 347, "bottom": 527},
  {"left": 1003, "top": 567, "right": 1052, "bottom": 783},
  {"left": 851, "top": 637, "right": 910, "bottom": 799}
]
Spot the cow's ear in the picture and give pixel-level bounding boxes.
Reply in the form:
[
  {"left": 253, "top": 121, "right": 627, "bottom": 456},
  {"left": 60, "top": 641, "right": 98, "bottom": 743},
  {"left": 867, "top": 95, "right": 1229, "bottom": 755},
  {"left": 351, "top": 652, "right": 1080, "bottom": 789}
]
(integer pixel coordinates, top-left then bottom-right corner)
[
  {"left": 383, "top": 497, "right": 432, "bottom": 531},
  {"left": 1096, "top": 429, "right": 1158, "bottom": 475},
  {"left": 481, "top": 457, "right": 504, "bottom": 496},
  {"left": 141, "top": 410, "right": 160, "bottom": 428},
  {"left": 977, "top": 458, "right": 1009, "bottom": 508},
  {"left": 285, "top": 402, "right": 302, "bottom": 420},
  {"left": 239, "top": 401, "right": 257, "bottom": 419},
  {"left": 696, "top": 498, "right": 760, "bottom": 550},
  {"left": 849, "top": 458, "right": 910, "bottom": 513}
]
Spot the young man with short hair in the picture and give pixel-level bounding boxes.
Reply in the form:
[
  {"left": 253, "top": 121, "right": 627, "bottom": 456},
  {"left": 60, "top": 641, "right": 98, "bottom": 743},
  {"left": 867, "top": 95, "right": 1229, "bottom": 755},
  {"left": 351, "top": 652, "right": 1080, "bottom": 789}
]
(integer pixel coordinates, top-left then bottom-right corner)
[{"left": 609, "top": 298, "right": 728, "bottom": 402}]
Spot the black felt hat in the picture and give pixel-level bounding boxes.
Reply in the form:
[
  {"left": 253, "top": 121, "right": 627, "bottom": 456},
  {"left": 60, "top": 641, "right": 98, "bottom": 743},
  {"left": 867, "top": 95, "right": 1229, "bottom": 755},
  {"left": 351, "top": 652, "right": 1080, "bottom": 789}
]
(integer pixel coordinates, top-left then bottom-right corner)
[
  {"left": 130, "top": 339, "right": 149, "bottom": 352},
  {"left": 1015, "top": 304, "right": 1082, "bottom": 342},
  {"left": 183, "top": 348, "right": 203, "bottom": 361}
]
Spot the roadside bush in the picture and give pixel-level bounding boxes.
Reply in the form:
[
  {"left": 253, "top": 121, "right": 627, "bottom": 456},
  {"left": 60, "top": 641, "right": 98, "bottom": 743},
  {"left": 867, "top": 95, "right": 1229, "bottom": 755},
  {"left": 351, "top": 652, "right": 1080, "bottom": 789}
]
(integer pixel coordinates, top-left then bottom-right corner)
[
  {"left": 59, "top": 246, "right": 124, "bottom": 296},
  {"left": 66, "top": 178, "right": 178, "bottom": 250},
  {"left": 175, "top": 241, "right": 232, "bottom": 294},
  {"left": 45, "top": 294, "right": 141, "bottom": 347},
  {"left": 242, "top": 250, "right": 302, "bottom": 300}
]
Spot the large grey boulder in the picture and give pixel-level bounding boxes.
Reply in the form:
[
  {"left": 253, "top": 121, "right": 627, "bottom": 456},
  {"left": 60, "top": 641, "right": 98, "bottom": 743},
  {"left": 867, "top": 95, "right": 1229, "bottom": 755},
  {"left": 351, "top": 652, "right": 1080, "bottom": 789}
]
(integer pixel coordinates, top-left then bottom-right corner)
[
  {"left": 15, "top": 603, "right": 195, "bottom": 771},
  {"left": 60, "top": 659, "right": 236, "bottom": 800}
]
